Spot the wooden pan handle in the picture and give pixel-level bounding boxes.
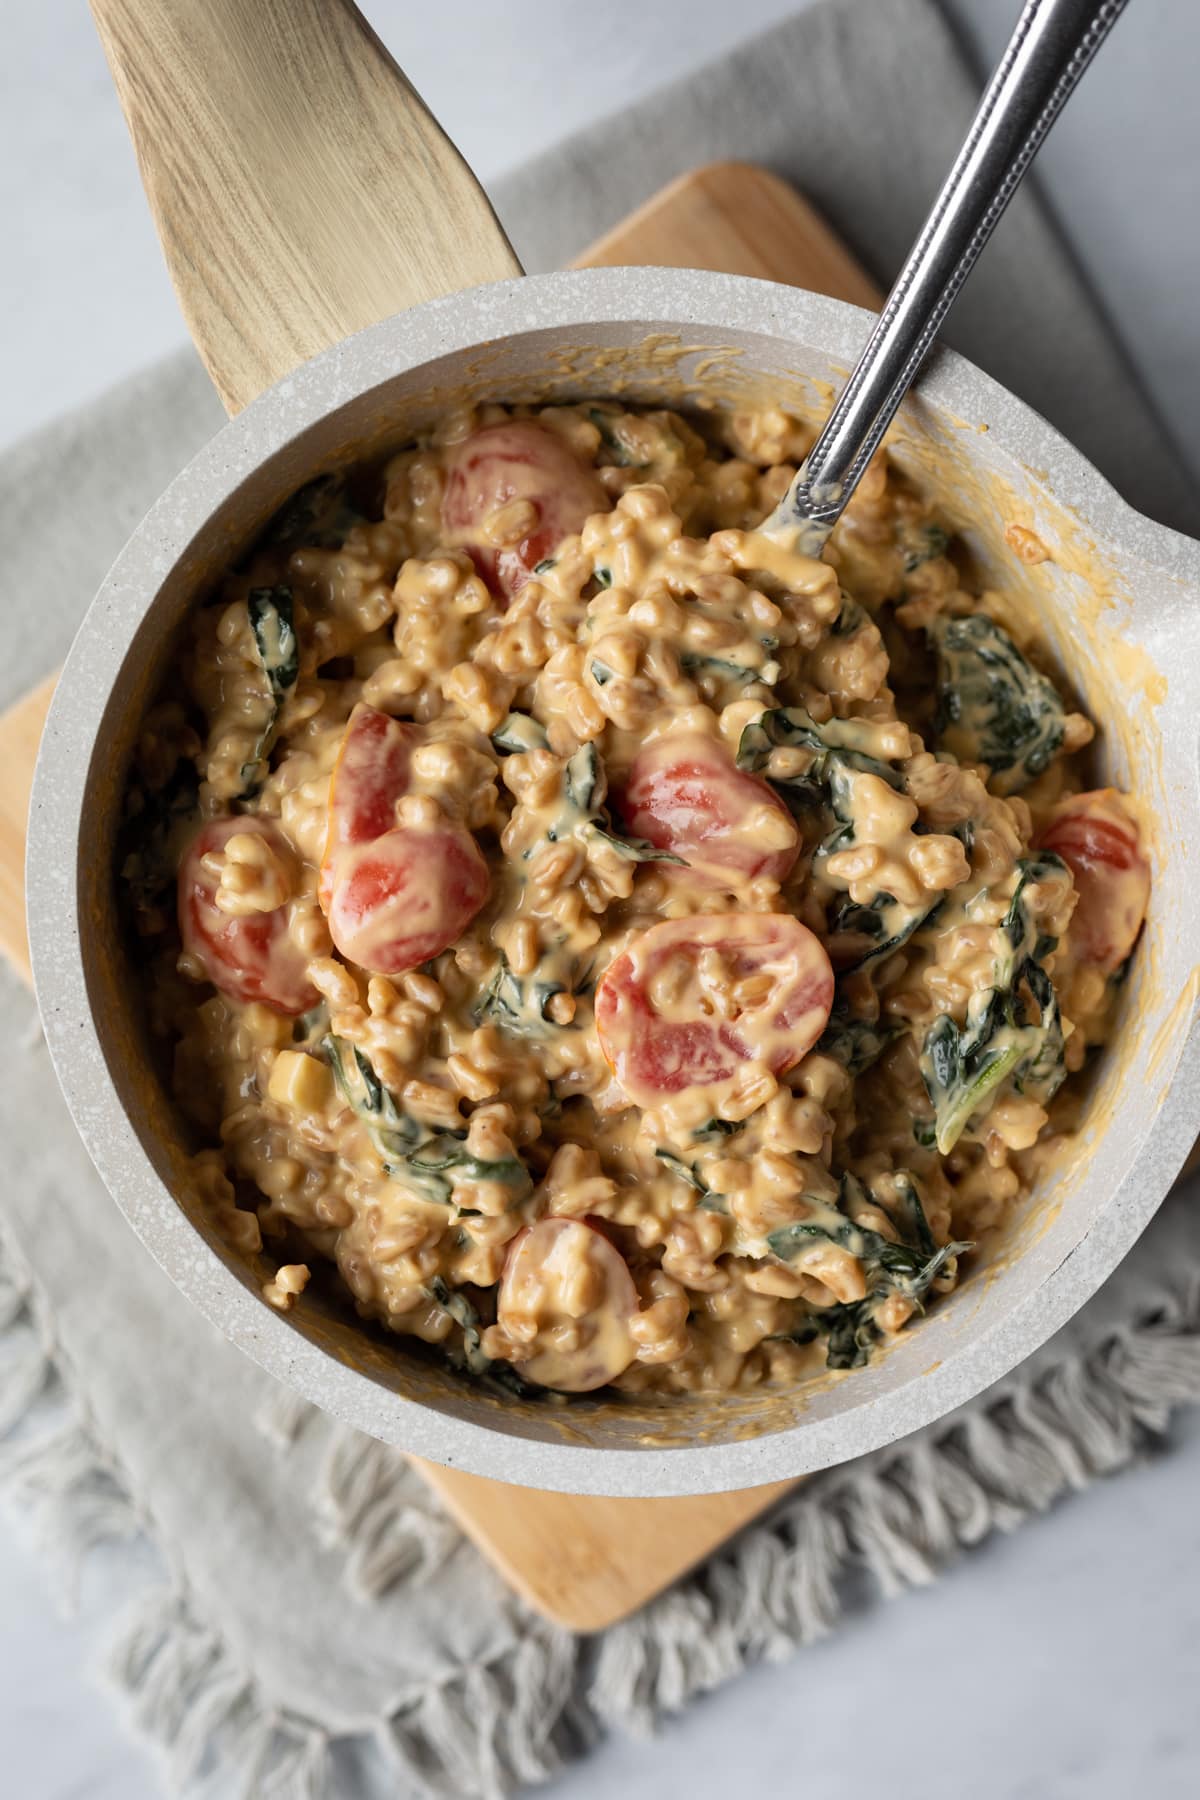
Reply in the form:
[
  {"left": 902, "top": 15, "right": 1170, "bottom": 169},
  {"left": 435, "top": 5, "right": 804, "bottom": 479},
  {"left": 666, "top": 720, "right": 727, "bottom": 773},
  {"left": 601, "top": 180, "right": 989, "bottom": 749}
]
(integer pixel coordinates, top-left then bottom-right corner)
[{"left": 89, "top": 0, "right": 523, "bottom": 415}]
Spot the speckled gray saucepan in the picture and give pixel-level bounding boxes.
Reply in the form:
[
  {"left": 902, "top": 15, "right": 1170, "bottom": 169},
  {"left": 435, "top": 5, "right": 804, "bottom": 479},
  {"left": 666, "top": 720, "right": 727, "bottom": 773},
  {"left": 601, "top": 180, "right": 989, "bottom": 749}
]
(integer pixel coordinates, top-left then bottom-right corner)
[{"left": 27, "top": 268, "right": 1200, "bottom": 1496}]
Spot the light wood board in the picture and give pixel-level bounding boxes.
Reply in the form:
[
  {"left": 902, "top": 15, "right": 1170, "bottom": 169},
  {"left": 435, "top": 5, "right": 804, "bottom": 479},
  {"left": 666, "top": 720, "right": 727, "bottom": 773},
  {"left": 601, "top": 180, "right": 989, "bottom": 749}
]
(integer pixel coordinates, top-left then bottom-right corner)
[
  {"left": 89, "top": 0, "right": 521, "bottom": 412},
  {"left": 5, "top": 161, "right": 880, "bottom": 1629}
]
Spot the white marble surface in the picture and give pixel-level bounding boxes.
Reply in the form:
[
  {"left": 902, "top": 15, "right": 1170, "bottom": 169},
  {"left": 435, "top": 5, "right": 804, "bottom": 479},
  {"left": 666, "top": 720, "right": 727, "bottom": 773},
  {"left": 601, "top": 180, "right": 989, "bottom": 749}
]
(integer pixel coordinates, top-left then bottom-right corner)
[{"left": 3, "top": 3, "right": 1200, "bottom": 1797}]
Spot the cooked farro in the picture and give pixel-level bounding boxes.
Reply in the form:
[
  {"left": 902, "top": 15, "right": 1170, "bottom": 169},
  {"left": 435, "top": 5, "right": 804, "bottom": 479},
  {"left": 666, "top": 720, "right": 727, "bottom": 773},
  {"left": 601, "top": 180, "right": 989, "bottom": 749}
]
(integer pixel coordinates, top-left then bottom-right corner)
[{"left": 121, "top": 399, "right": 1149, "bottom": 1398}]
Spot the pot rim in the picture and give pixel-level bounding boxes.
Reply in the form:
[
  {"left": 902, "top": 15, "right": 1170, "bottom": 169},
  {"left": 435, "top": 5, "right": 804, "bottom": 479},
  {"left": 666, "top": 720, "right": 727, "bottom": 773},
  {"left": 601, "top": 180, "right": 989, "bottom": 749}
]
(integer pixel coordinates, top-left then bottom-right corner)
[{"left": 27, "top": 267, "right": 1200, "bottom": 1495}]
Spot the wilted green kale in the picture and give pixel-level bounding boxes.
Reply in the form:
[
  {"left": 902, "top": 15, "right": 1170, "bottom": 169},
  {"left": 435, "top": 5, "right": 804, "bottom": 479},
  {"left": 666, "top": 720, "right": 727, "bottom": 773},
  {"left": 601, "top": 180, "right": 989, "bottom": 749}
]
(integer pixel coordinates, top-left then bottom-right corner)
[
  {"left": 918, "top": 853, "right": 1069, "bottom": 1153},
  {"left": 324, "top": 1035, "right": 531, "bottom": 1206},
  {"left": 241, "top": 584, "right": 299, "bottom": 793},
  {"left": 768, "top": 1172, "right": 970, "bottom": 1369},
  {"left": 931, "top": 614, "right": 1068, "bottom": 795}
]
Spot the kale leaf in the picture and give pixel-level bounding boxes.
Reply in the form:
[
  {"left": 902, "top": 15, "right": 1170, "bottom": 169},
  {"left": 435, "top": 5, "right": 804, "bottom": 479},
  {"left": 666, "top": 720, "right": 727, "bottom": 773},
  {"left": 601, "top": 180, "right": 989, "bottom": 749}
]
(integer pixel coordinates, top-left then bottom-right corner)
[
  {"left": 932, "top": 614, "right": 1068, "bottom": 795},
  {"left": 816, "top": 1000, "right": 903, "bottom": 1076},
  {"left": 323, "top": 1035, "right": 531, "bottom": 1206},
  {"left": 901, "top": 522, "right": 950, "bottom": 574},
  {"left": 735, "top": 705, "right": 903, "bottom": 795},
  {"left": 474, "top": 958, "right": 570, "bottom": 1040},
  {"left": 241, "top": 584, "right": 299, "bottom": 793},
  {"left": 562, "top": 742, "right": 601, "bottom": 816},
  {"left": 768, "top": 1171, "right": 970, "bottom": 1370},
  {"left": 919, "top": 853, "right": 1069, "bottom": 1153},
  {"left": 547, "top": 743, "right": 684, "bottom": 864},
  {"left": 259, "top": 473, "right": 366, "bottom": 551},
  {"left": 654, "top": 1147, "right": 728, "bottom": 1212},
  {"left": 587, "top": 406, "right": 648, "bottom": 469},
  {"left": 691, "top": 1118, "right": 745, "bottom": 1143},
  {"left": 588, "top": 825, "right": 685, "bottom": 864},
  {"left": 426, "top": 1278, "right": 539, "bottom": 1396},
  {"left": 491, "top": 711, "right": 549, "bottom": 755},
  {"left": 738, "top": 707, "right": 936, "bottom": 968},
  {"left": 680, "top": 649, "right": 775, "bottom": 689}
]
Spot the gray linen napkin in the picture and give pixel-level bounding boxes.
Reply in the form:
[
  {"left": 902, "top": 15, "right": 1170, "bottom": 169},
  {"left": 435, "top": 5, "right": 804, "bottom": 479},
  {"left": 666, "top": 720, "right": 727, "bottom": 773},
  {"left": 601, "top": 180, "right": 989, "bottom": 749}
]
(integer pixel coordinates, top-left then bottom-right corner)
[{"left": 4, "top": 3, "right": 1200, "bottom": 1796}]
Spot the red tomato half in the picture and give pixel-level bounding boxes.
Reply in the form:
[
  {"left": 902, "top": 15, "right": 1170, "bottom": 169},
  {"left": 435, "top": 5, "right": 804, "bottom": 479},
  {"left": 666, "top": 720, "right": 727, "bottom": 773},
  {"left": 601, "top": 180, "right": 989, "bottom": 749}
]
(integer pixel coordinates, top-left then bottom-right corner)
[
  {"left": 498, "top": 1218, "right": 639, "bottom": 1391},
  {"left": 319, "top": 703, "right": 416, "bottom": 906},
  {"left": 326, "top": 825, "right": 491, "bottom": 976},
  {"left": 595, "top": 913, "right": 834, "bottom": 1108},
  {"left": 441, "top": 421, "right": 608, "bottom": 600},
  {"left": 615, "top": 732, "right": 800, "bottom": 887},
  {"left": 178, "top": 817, "right": 317, "bottom": 1016},
  {"left": 1036, "top": 788, "right": 1150, "bottom": 974}
]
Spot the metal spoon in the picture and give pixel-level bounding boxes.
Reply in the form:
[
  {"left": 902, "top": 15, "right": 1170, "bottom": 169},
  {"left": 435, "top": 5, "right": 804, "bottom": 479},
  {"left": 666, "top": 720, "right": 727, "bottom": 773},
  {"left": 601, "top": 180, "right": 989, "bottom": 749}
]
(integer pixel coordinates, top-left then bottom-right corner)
[{"left": 767, "top": 0, "right": 1128, "bottom": 552}]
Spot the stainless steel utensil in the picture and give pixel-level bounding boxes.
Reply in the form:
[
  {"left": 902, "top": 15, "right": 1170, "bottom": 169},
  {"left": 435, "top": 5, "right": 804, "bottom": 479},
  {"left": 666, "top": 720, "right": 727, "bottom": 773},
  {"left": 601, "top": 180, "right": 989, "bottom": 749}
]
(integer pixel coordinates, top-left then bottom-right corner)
[{"left": 772, "top": 0, "right": 1128, "bottom": 548}]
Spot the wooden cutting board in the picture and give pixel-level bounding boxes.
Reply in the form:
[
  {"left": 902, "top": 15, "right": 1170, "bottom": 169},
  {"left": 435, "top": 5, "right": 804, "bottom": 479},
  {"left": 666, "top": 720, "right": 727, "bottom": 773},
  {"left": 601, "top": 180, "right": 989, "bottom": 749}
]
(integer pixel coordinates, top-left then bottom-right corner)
[{"left": 4, "top": 160, "right": 880, "bottom": 1629}]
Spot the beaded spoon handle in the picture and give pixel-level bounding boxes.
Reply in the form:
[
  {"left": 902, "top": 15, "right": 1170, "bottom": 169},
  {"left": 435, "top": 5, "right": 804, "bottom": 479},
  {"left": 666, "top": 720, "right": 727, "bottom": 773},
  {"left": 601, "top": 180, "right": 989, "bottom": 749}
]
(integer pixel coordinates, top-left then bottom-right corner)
[{"left": 767, "top": 0, "right": 1129, "bottom": 552}]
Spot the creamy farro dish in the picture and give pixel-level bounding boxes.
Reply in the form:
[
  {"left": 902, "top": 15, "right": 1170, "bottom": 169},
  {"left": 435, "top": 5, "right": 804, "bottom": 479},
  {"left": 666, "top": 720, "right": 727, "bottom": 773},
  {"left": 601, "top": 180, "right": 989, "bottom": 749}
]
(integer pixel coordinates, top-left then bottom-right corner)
[{"left": 122, "top": 400, "right": 1150, "bottom": 1398}]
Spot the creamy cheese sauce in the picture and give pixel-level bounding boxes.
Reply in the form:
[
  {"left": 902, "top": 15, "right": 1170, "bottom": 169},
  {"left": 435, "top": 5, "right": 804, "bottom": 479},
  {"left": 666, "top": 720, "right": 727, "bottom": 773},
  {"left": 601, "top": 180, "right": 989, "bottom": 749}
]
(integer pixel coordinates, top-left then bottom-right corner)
[{"left": 121, "top": 398, "right": 1148, "bottom": 1400}]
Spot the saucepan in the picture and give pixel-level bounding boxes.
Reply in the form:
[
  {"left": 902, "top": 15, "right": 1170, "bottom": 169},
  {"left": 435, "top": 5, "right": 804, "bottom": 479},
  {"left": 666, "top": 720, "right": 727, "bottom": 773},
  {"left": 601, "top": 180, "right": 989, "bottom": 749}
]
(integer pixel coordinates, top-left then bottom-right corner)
[{"left": 27, "top": 0, "right": 1200, "bottom": 1495}]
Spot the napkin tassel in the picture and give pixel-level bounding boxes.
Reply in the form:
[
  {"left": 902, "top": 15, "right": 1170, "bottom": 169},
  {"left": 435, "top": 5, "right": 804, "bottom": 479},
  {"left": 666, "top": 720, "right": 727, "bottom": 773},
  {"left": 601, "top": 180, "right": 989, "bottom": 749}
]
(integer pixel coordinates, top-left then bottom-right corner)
[{"left": 591, "top": 1272, "right": 1200, "bottom": 1734}]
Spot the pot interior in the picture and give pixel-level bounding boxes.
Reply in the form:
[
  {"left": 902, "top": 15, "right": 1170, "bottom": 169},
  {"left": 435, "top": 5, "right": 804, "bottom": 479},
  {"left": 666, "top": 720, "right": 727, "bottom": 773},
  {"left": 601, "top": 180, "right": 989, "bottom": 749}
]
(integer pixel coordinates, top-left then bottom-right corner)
[{"left": 63, "top": 302, "right": 1200, "bottom": 1474}]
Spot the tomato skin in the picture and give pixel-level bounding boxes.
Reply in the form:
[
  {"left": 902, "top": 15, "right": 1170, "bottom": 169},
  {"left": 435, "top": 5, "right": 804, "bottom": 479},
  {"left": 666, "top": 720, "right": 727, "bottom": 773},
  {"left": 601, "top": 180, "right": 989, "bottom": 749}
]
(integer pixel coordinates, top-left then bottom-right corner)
[
  {"left": 326, "top": 825, "right": 490, "bottom": 976},
  {"left": 320, "top": 704, "right": 416, "bottom": 907},
  {"left": 616, "top": 732, "right": 799, "bottom": 887},
  {"left": 594, "top": 913, "right": 834, "bottom": 1108},
  {"left": 1036, "top": 789, "right": 1150, "bottom": 974},
  {"left": 441, "top": 421, "right": 608, "bottom": 600},
  {"left": 178, "top": 817, "right": 317, "bottom": 1016},
  {"left": 498, "top": 1218, "right": 639, "bottom": 1392},
  {"left": 320, "top": 705, "right": 491, "bottom": 972}
]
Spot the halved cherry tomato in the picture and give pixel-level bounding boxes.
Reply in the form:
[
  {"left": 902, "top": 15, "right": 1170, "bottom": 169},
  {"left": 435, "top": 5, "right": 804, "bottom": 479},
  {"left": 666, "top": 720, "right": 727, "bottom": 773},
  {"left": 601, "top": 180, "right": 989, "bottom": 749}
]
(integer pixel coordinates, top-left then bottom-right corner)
[
  {"left": 1036, "top": 788, "right": 1150, "bottom": 974},
  {"left": 441, "top": 421, "right": 608, "bottom": 600},
  {"left": 326, "top": 825, "right": 490, "bottom": 976},
  {"left": 595, "top": 913, "right": 834, "bottom": 1108},
  {"left": 615, "top": 732, "right": 800, "bottom": 887},
  {"left": 319, "top": 703, "right": 416, "bottom": 907},
  {"left": 498, "top": 1218, "right": 638, "bottom": 1391},
  {"left": 178, "top": 817, "right": 317, "bottom": 1015},
  {"left": 320, "top": 704, "right": 491, "bottom": 972}
]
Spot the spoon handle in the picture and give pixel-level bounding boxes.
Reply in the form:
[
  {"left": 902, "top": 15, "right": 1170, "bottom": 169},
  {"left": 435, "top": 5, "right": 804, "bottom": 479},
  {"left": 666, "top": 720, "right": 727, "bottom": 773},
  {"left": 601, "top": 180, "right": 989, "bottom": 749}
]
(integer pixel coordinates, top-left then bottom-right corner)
[{"left": 773, "top": 0, "right": 1128, "bottom": 545}]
